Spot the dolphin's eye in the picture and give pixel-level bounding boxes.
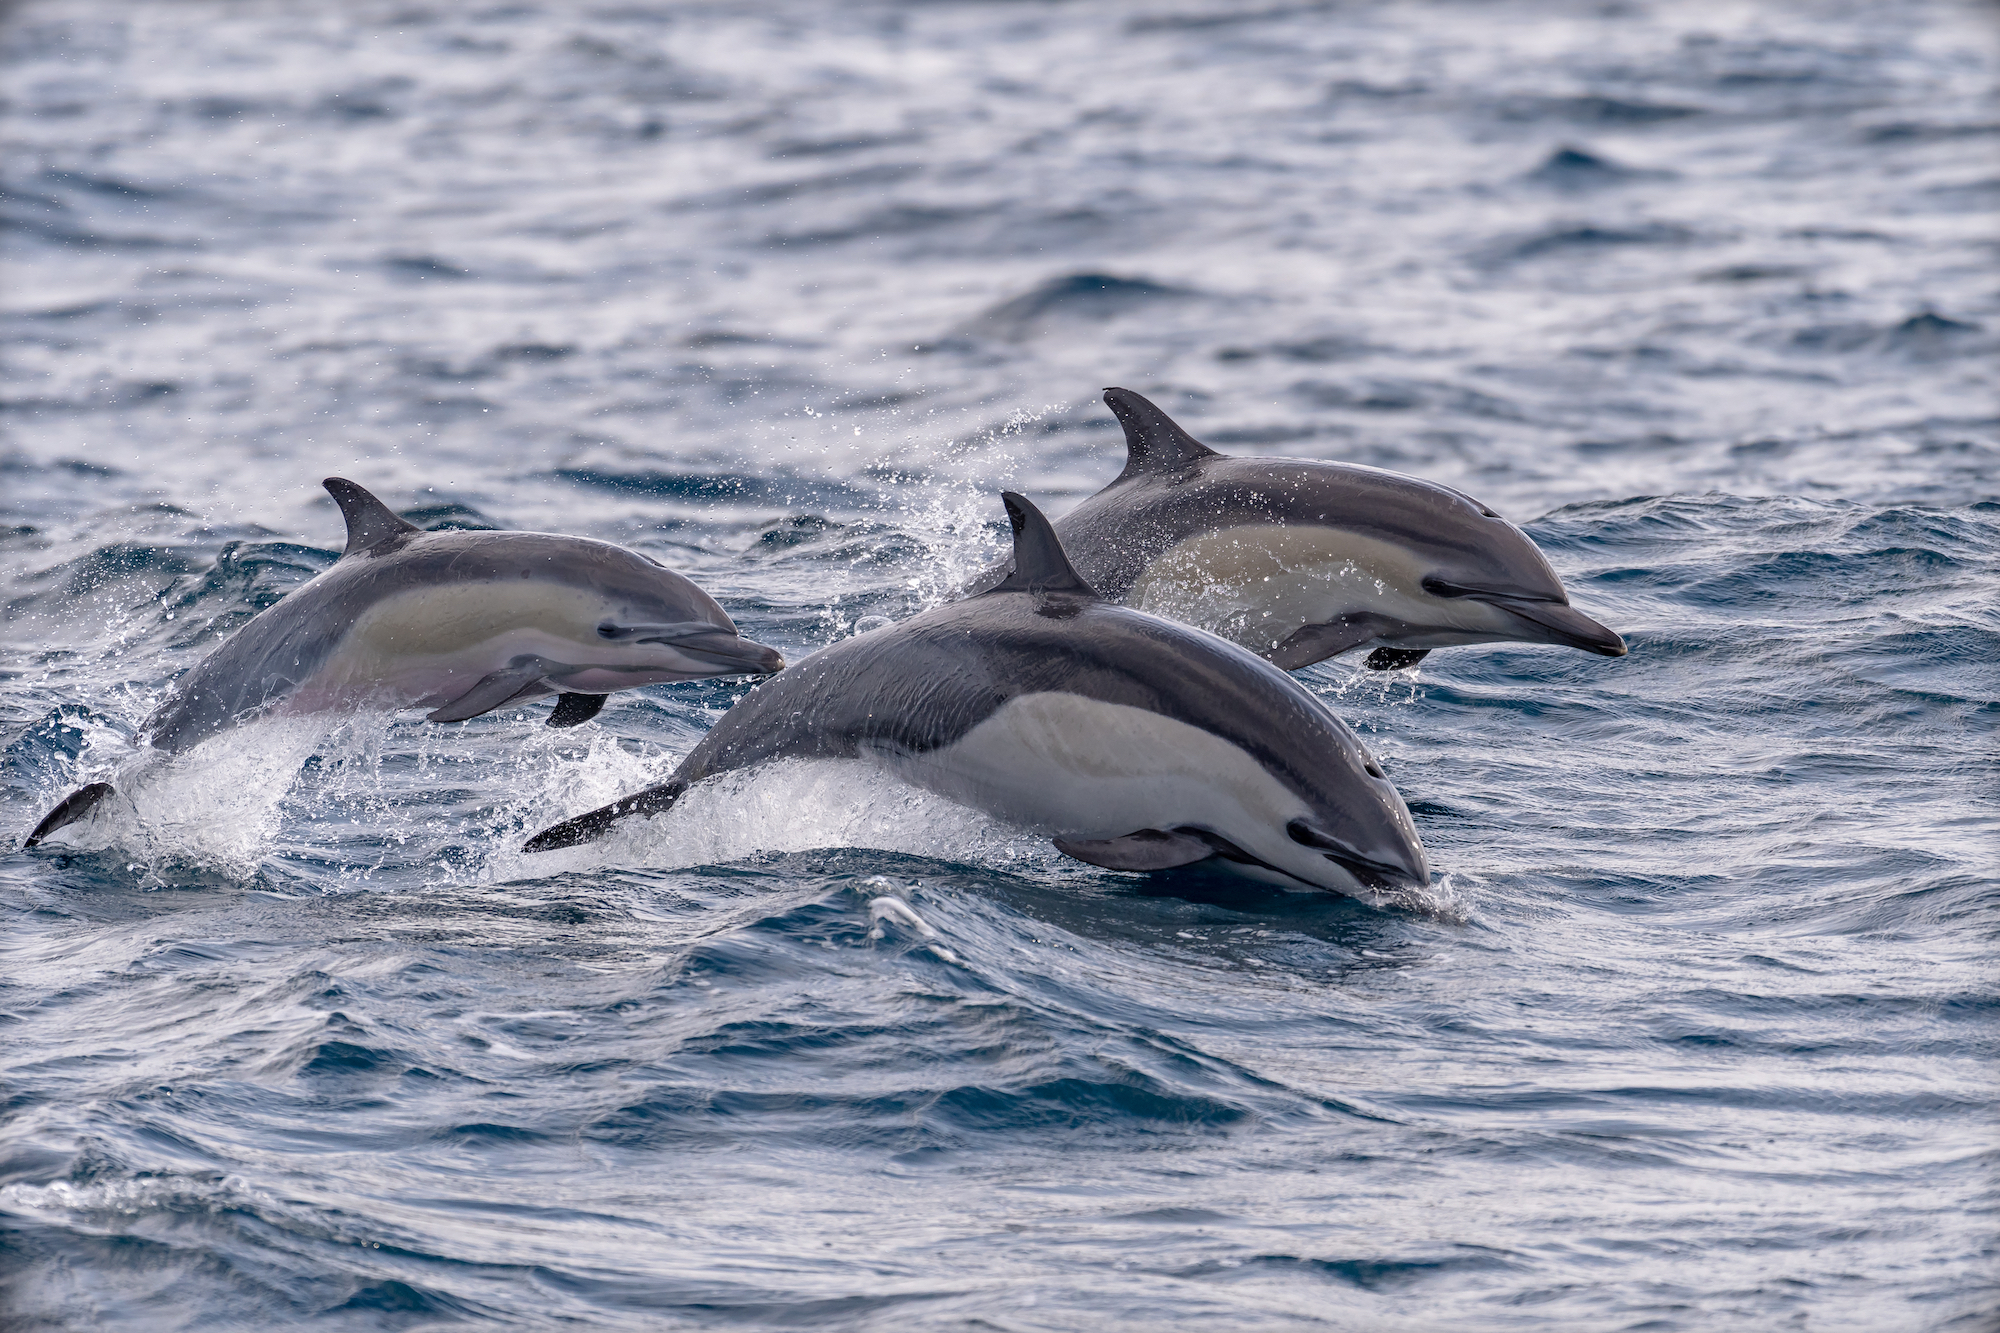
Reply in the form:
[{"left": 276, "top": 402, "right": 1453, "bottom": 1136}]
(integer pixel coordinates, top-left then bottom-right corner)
[
  {"left": 597, "top": 622, "right": 620, "bottom": 639},
  {"left": 1364, "top": 761, "right": 1385, "bottom": 779}
]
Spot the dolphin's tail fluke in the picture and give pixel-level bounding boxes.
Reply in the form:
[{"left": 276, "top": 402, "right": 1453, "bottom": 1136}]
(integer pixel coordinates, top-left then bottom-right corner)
[
  {"left": 23, "top": 782, "right": 115, "bottom": 849},
  {"left": 523, "top": 780, "right": 688, "bottom": 853}
]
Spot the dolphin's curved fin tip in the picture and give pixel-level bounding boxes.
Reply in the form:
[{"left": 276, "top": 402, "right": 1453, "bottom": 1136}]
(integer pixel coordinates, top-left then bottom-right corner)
[
  {"left": 323, "top": 477, "right": 420, "bottom": 557},
  {"left": 1103, "top": 387, "right": 1219, "bottom": 480},
  {"left": 23, "top": 781, "right": 114, "bottom": 849},
  {"left": 995, "top": 493, "right": 1096, "bottom": 598}
]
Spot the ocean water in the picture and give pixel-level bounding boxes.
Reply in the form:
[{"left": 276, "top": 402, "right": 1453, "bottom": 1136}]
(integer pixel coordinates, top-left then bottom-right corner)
[{"left": 2, "top": 1, "right": 1996, "bottom": 1328}]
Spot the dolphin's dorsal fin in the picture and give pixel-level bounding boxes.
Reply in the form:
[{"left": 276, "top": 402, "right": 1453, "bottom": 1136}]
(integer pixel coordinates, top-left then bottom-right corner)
[
  {"left": 1105, "top": 387, "right": 1219, "bottom": 482},
  {"left": 993, "top": 492, "right": 1096, "bottom": 597},
  {"left": 324, "top": 478, "right": 420, "bottom": 557}
]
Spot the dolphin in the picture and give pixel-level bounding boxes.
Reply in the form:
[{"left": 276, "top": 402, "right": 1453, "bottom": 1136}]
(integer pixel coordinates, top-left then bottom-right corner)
[
  {"left": 974, "top": 388, "right": 1626, "bottom": 672},
  {"left": 524, "top": 493, "right": 1429, "bottom": 904},
  {"left": 21, "top": 478, "right": 783, "bottom": 848}
]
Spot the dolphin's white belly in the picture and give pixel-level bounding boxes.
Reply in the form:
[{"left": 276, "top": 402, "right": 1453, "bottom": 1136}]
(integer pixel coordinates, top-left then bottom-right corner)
[
  {"left": 867, "top": 691, "right": 1315, "bottom": 874},
  {"left": 1123, "top": 524, "right": 1515, "bottom": 654},
  {"left": 279, "top": 582, "right": 704, "bottom": 712}
]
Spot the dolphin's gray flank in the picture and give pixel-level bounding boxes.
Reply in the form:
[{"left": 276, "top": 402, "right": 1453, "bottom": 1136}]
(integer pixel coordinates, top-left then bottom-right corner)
[
  {"left": 525, "top": 494, "right": 1427, "bottom": 904},
  {"left": 974, "top": 388, "right": 1626, "bottom": 670}
]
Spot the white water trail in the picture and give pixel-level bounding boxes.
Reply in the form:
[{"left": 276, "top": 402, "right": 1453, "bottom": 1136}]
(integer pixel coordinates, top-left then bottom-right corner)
[{"left": 33, "top": 715, "right": 342, "bottom": 880}]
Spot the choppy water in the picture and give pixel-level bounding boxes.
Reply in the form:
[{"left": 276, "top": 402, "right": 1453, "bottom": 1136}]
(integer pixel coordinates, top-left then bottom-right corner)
[{"left": 3, "top": 1, "right": 1997, "bottom": 1328}]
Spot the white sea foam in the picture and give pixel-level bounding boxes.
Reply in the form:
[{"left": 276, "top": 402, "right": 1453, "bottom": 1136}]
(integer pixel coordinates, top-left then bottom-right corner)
[
  {"left": 33, "top": 716, "right": 338, "bottom": 878},
  {"left": 487, "top": 757, "right": 1047, "bottom": 885}
]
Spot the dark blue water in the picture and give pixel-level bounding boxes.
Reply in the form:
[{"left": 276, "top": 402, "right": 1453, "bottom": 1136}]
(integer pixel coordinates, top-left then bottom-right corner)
[{"left": 3, "top": 2, "right": 1996, "bottom": 1328}]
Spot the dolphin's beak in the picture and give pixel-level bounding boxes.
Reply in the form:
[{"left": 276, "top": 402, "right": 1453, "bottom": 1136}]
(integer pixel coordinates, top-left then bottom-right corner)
[
  {"left": 1323, "top": 846, "right": 1428, "bottom": 895},
  {"left": 1480, "top": 597, "right": 1626, "bottom": 657},
  {"left": 1285, "top": 819, "right": 1429, "bottom": 895},
  {"left": 649, "top": 629, "right": 786, "bottom": 675}
]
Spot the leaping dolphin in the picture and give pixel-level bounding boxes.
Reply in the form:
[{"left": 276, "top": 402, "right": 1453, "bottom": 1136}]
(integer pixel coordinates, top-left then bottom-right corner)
[
  {"left": 975, "top": 388, "right": 1626, "bottom": 672},
  {"left": 524, "top": 493, "right": 1429, "bottom": 905},
  {"left": 21, "top": 478, "right": 783, "bottom": 849}
]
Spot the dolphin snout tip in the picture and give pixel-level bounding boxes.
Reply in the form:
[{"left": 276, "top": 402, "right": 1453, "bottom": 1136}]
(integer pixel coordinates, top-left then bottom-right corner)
[
  {"left": 724, "top": 639, "right": 785, "bottom": 675},
  {"left": 1569, "top": 618, "right": 1627, "bottom": 657},
  {"left": 1290, "top": 819, "right": 1428, "bottom": 896},
  {"left": 679, "top": 631, "right": 785, "bottom": 676},
  {"left": 1381, "top": 847, "right": 1431, "bottom": 894},
  {"left": 1489, "top": 597, "right": 1627, "bottom": 659},
  {"left": 1349, "top": 858, "right": 1429, "bottom": 899}
]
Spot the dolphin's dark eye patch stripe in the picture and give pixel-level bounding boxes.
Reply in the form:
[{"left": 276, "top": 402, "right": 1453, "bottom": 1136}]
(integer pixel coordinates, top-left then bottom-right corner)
[
  {"left": 1421, "top": 576, "right": 1559, "bottom": 604},
  {"left": 598, "top": 621, "right": 730, "bottom": 643},
  {"left": 1287, "top": 819, "right": 1337, "bottom": 849}
]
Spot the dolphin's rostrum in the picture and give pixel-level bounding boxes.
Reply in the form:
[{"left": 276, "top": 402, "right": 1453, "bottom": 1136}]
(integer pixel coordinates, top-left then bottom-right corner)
[
  {"left": 22, "top": 479, "right": 783, "bottom": 849},
  {"left": 525, "top": 494, "right": 1429, "bottom": 904},
  {"left": 975, "top": 388, "right": 1626, "bottom": 672}
]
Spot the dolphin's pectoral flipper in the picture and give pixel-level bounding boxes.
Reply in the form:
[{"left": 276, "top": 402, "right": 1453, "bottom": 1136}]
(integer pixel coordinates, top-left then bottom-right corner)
[
  {"left": 1266, "top": 617, "right": 1386, "bottom": 672},
  {"left": 427, "top": 662, "right": 555, "bottom": 723},
  {"left": 547, "top": 692, "right": 607, "bottom": 728},
  {"left": 23, "top": 782, "right": 116, "bottom": 849},
  {"left": 1364, "top": 648, "right": 1430, "bottom": 671},
  {"left": 524, "top": 781, "right": 688, "bottom": 853},
  {"left": 1053, "top": 828, "right": 1216, "bottom": 871}
]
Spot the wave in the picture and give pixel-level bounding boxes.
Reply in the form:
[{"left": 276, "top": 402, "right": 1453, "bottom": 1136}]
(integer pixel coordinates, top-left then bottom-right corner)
[
  {"left": 552, "top": 467, "right": 877, "bottom": 509},
  {"left": 954, "top": 272, "right": 1203, "bottom": 343}
]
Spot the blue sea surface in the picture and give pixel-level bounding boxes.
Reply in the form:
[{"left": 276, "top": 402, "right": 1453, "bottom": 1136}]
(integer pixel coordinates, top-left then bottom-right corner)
[{"left": 2, "top": 2, "right": 1996, "bottom": 1328}]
